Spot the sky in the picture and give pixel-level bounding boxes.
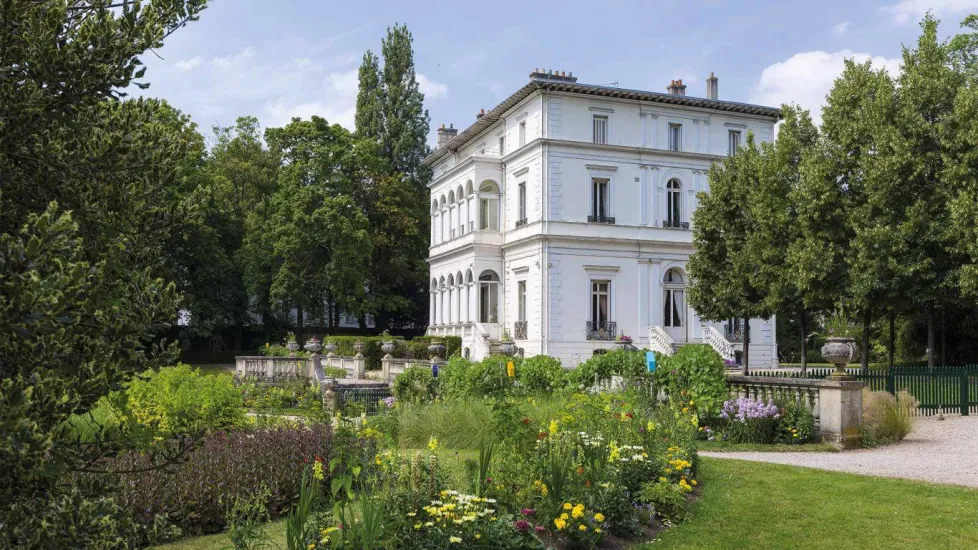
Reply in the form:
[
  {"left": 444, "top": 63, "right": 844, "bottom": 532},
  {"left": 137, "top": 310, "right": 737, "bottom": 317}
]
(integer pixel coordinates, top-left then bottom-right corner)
[{"left": 135, "top": 0, "right": 978, "bottom": 146}]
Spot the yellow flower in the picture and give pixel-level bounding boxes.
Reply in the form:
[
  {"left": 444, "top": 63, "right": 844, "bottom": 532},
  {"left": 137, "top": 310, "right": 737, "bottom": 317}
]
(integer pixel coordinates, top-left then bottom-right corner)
[
  {"left": 266, "top": 342, "right": 270, "bottom": 348},
  {"left": 554, "top": 518, "right": 567, "bottom": 530},
  {"left": 609, "top": 442, "right": 621, "bottom": 462},
  {"left": 563, "top": 503, "right": 572, "bottom": 510},
  {"left": 428, "top": 436, "right": 439, "bottom": 451},
  {"left": 596, "top": 527, "right": 603, "bottom": 533},
  {"left": 572, "top": 507, "right": 584, "bottom": 519},
  {"left": 691, "top": 479, "right": 698, "bottom": 486},
  {"left": 312, "top": 460, "right": 324, "bottom": 481},
  {"left": 450, "top": 536, "right": 462, "bottom": 543},
  {"left": 549, "top": 419, "right": 559, "bottom": 435},
  {"left": 560, "top": 513, "right": 569, "bottom": 521},
  {"left": 579, "top": 524, "right": 588, "bottom": 532},
  {"left": 307, "top": 544, "right": 315, "bottom": 550},
  {"left": 647, "top": 421, "right": 656, "bottom": 432},
  {"left": 594, "top": 513, "right": 605, "bottom": 522},
  {"left": 475, "top": 534, "right": 481, "bottom": 540}
]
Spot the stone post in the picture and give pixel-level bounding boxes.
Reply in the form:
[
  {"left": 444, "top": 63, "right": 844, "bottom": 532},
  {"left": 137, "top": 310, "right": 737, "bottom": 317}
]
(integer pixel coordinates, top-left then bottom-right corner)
[
  {"left": 323, "top": 382, "right": 337, "bottom": 415},
  {"left": 818, "top": 379, "right": 865, "bottom": 449}
]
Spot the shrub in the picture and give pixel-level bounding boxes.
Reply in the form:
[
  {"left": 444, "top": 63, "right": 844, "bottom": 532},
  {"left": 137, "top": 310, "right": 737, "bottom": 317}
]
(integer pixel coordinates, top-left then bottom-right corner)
[
  {"left": 392, "top": 366, "right": 436, "bottom": 405},
  {"left": 114, "top": 425, "right": 332, "bottom": 535},
  {"left": 437, "top": 356, "right": 476, "bottom": 401},
  {"left": 775, "top": 400, "right": 816, "bottom": 444},
  {"left": 718, "top": 397, "right": 780, "bottom": 443},
  {"left": 469, "top": 355, "right": 516, "bottom": 397},
  {"left": 518, "top": 355, "right": 568, "bottom": 394},
  {"left": 238, "top": 376, "right": 321, "bottom": 413},
  {"left": 862, "top": 389, "right": 916, "bottom": 446},
  {"left": 655, "top": 345, "right": 726, "bottom": 417},
  {"left": 573, "top": 349, "right": 648, "bottom": 387},
  {"left": 121, "top": 364, "right": 244, "bottom": 438}
]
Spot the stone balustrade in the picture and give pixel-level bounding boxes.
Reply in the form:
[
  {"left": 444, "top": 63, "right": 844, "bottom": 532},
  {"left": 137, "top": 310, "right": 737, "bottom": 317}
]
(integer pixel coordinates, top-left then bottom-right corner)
[
  {"left": 727, "top": 374, "right": 866, "bottom": 449},
  {"left": 236, "top": 352, "right": 435, "bottom": 384},
  {"left": 236, "top": 356, "right": 311, "bottom": 378}
]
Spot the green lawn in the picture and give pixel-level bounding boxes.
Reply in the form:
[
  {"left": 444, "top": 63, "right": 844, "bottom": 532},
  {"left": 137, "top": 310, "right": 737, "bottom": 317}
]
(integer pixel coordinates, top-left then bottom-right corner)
[
  {"left": 151, "top": 519, "right": 286, "bottom": 550},
  {"left": 697, "top": 441, "right": 839, "bottom": 453},
  {"left": 638, "top": 457, "right": 978, "bottom": 550}
]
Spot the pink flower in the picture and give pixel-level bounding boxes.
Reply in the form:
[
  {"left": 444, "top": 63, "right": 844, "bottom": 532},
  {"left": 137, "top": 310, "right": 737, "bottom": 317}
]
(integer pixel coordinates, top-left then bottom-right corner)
[
  {"left": 515, "top": 519, "right": 530, "bottom": 533},
  {"left": 521, "top": 508, "right": 536, "bottom": 516}
]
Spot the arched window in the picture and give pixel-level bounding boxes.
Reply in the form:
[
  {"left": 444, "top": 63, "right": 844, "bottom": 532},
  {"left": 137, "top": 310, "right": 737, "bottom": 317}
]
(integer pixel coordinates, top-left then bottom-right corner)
[
  {"left": 663, "top": 268, "right": 685, "bottom": 338},
  {"left": 465, "top": 269, "right": 474, "bottom": 323},
  {"left": 447, "top": 274, "right": 455, "bottom": 324},
  {"left": 439, "top": 276, "right": 446, "bottom": 325},
  {"left": 478, "top": 270, "right": 500, "bottom": 323},
  {"left": 431, "top": 201, "right": 439, "bottom": 244},
  {"left": 430, "top": 278, "right": 438, "bottom": 325},
  {"left": 478, "top": 181, "right": 500, "bottom": 231},
  {"left": 456, "top": 185, "right": 466, "bottom": 235},
  {"left": 666, "top": 179, "right": 682, "bottom": 227}
]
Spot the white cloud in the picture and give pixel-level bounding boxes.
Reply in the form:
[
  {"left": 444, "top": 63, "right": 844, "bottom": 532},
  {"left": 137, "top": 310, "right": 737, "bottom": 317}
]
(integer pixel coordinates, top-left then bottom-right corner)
[
  {"left": 174, "top": 56, "right": 201, "bottom": 71},
  {"left": 142, "top": 45, "right": 448, "bottom": 135},
  {"left": 832, "top": 21, "right": 852, "bottom": 37},
  {"left": 749, "top": 50, "right": 902, "bottom": 124},
  {"left": 883, "top": 0, "right": 978, "bottom": 24},
  {"left": 417, "top": 73, "right": 448, "bottom": 100}
]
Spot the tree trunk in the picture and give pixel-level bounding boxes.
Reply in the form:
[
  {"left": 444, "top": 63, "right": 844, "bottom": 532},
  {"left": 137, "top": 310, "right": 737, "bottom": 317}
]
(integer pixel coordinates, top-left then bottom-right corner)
[
  {"left": 941, "top": 307, "right": 947, "bottom": 367},
  {"left": 296, "top": 305, "right": 304, "bottom": 345},
  {"left": 742, "top": 319, "right": 750, "bottom": 376},
  {"left": 927, "top": 305, "right": 935, "bottom": 371},
  {"left": 861, "top": 308, "right": 872, "bottom": 374},
  {"left": 799, "top": 309, "right": 808, "bottom": 376},
  {"left": 888, "top": 309, "right": 895, "bottom": 372}
]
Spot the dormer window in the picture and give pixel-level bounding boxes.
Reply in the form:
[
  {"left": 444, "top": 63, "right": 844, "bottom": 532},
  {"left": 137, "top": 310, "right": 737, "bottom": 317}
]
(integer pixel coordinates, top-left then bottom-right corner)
[{"left": 592, "top": 115, "right": 608, "bottom": 144}]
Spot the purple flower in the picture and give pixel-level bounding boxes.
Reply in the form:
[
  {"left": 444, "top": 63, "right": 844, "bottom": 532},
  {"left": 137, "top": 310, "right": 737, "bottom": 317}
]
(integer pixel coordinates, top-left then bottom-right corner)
[
  {"left": 521, "top": 508, "right": 536, "bottom": 517},
  {"left": 515, "top": 519, "right": 530, "bottom": 533},
  {"left": 534, "top": 525, "right": 546, "bottom": 534},
  {"left": 720, "top": 397, "right": 780, "bottom": 423},
  {"left": 382, "top": 396, "right": 396, "bottom": 409}
]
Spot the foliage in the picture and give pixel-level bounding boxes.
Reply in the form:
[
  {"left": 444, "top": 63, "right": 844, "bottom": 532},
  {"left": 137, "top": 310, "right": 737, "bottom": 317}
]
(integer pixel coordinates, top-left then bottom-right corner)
[
  {"left": 862, "top": 389, "right": 917, "bottom": 446},
  {"left": 637, "top": 478, "right": 693, "bottom": 523},
  {"left": 823, "top": 309, "right": 860, "bottom": 339},
  {"left": 120, "top": 364, "right": 244, "bottom": 439},
  {"left": 392, "top": 366, "right": 437, "bottom": 405},
  {"left": 572, "top": 349, "right": 649, "bottom": 387},
  {"left": 239, "top": 377, "right": 323, "bottom": 417},
  {"left": 774, "top": 400, "right": 816, "bottom": 444},
  {"left": 654, "top": 345, "right": 727, "bottom": 417},
  {"left": 225, "top": 485, "right": 272, "bottom": 550},
  {"left": 111, "top": 426, "right": 332, "bottom": 536},
  {"left": 518, "top": 355, "right": 569, "bottom": 393}
]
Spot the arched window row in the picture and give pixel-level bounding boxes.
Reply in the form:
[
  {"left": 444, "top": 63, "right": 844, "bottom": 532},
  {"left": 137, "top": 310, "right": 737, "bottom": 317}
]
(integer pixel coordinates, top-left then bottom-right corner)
[
  {"left": 428, "top": 269, "right": 499, "bottom": 326},
  {"left": 430, "top": 179, "right": 500, "bottom": 245}
]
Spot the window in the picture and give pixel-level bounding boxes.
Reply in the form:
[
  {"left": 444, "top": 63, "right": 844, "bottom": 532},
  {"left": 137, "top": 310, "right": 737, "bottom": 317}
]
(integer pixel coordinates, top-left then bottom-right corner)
[
  {"left": 479, "top": 181, "right": 500, "bottom": 231},
  {"left": 517, "top": 182, "right": 527, "bottom": 225},
  {"left": 728, "top": 130, "right": 741, "bottom": 155},
  {"left": 498, "top": 136, "right": 505, "bottom": 156},
  {"left": 518, "top": 121, "right": 526, "bottom": 147},
  {"left": 669, "top": 123, "right": 682, "bottom": 151},
  {"left": 663, "top": 269, "right": 684, "bottom": 329},
  {"left": 593, "top": 115, "right": 608, "bottom": 144},
  {"left": 517, "top": 281, "right": 527, "bottom": 322},
  {"left": 666, "top": 179, "right": 682, "bottom": 227},
  {"left": 479, "top": 271, "right": 500, "bottom": 323},
  {"left": 591, "top": 280, "right": 610, "bottom": 325},
  {"left": 590, "top": 178, "right": 612, "bottom": 222}
]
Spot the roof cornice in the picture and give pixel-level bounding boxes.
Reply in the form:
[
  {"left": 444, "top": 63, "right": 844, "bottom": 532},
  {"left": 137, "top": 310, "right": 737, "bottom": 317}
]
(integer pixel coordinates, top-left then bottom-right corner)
[{"left": 424, "top": 78, "right": 782, "bottom": 166}]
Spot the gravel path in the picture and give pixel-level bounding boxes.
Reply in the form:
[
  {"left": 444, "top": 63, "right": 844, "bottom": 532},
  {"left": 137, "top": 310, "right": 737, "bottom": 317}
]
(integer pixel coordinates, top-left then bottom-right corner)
[{"left": 701, "top": 415, "right": 978, "bottom": 488}]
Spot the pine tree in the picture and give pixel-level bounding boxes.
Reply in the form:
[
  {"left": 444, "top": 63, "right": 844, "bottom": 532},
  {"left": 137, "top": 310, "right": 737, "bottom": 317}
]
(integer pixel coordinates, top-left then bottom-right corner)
[
  {"left": 355, "top": 51, "right": 384, "bottom": 140},
  {"left": 380, "top": 23, "right": 432, "bottom": 183}
]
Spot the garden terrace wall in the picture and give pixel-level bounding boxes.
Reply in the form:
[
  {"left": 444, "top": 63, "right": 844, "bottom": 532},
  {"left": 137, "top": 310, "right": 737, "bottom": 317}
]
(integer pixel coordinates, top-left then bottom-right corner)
[{"left": 726, "top": 374, "right": 865, "bottom": 449}]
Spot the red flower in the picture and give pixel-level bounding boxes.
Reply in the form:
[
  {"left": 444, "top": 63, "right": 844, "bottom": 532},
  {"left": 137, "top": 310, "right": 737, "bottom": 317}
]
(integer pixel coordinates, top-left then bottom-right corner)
[
  {"left": 625, "top": 412, "right": 634, "bottom": 419},
  {"left": 577, "top": 466, "right": 585, "bottom": 475},
  {"left": 522, "top": 417, "right": 531, "bottom": 425},
  {"left": 537, "top": 432, "right": 548, "bottom": 440}
]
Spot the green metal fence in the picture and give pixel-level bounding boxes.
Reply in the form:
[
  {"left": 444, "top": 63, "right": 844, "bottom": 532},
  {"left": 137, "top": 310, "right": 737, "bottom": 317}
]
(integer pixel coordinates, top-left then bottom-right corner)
[{"left": 750, "top": 365, "right": 978, "bottom": 417}]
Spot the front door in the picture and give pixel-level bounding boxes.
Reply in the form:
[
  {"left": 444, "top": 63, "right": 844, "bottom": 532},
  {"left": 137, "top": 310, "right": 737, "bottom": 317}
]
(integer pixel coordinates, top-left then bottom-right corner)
[{"left": 663, "top": 268, "right": 686, "bottom": 342}]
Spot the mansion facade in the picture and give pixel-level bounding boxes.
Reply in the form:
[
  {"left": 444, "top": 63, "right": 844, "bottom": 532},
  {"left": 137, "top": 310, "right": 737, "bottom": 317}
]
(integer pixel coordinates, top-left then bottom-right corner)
[{"left": 424, "top": 70, "right": 780, "bottom": 367}]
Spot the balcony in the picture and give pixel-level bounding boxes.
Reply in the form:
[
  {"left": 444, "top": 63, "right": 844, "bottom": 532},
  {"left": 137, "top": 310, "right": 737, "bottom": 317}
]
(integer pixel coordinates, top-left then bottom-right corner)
[
  {"left": 587, "top": 215, "right": 616, "bottom": 224},
  {"left": 724, "top": 327, "right": 748, "bottom": 343},
  {"left": 661, "top": 220, "right": 690, "bottom": 229},
  {"left": 514, "top": 321, "right": 528, "bottom": 340},
  {"left": 515, "top": 218, "right": 528, "bottom": 228},
  {"left": 586, "top": 321, "right": 617, "bottom": 341}
]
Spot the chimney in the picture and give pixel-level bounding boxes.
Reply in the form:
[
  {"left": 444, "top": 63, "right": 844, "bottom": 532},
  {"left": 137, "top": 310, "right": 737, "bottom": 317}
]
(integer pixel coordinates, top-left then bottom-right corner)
[
  {"left": 528, "top": 68, "right": 578, "bottom": 83},
  {"left": 706, "top": 72, "right": 719, "bottom": 100},
  {"left": 476, "top": 108, "right": 486, "bottom": 119},
  {"left": 437, "top": 123, "right": 457, "bottom": 149},
  {"left": 666, "top": 79, "right": 687, "bottom": 96}
]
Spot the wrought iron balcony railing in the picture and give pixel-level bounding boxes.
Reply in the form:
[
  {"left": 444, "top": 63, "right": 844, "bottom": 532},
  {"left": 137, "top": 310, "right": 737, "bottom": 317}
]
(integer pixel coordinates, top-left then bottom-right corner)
[
  {"left": 515, "top": 218, "right": 528, "bottom": 228},
  {"left": 661, "top": 220, "right": 690, "bottom": 229},
  {"left": 588, "top": 215, "right": 615, "bottom": 224},
  {"left": 514, "top": 321, "right": 528, "bottom": 340},
  {"left": 725, "top": 327, "right": 748, "bottom": 343},
  {"left": 586, "top": 321, "right": 617, "bottom": 341}
]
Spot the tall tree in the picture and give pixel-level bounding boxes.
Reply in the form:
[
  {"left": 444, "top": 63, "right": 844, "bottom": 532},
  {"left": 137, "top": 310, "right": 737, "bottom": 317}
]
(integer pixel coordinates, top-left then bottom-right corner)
[
  {"left": 750, "top": 105, "right": 819, "bottom": 372},
  {"left": 689, "top": 134, "right": 772, "bottom": 373},
  {"left": 355, "top": 51, "right": 385, "bottom": 140},
  {"left": 0, "top": 0, "right": 205, "bottom": 546},
  {"left": 380, "top": 23, "right": 431, "bottom": 182}
]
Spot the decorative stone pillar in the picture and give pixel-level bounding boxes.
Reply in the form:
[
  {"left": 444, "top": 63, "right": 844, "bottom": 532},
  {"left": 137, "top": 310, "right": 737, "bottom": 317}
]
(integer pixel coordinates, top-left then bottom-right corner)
[{"left": 818, "top": 379, "right": 865, "bottom": 449}]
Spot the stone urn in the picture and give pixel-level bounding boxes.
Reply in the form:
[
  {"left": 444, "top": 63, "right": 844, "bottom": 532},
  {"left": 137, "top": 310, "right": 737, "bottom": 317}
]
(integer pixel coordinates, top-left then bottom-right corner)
[
  {"left": 821, "top": 337, "right": 856, "bottom": 379},
  {"left": 498, "top": 340, "right": 516, "bottom": 356},
  {"left": 381, "top": 340, "right": 396, "bottom": 358},
  {"left": 286, "top": 340, "right": 300, "bottom": 356},
  {"left": 427, "top": 340, "right": 445, "bottom": 360},
  {"left": 324, "top": 341, "right": 337, "bottom": 356},
  {"left": 353, "top": 340, "right": 365, "bottom": 357},
  {"left": 304, "top": 337, "right": 322, "bottom": 354}
]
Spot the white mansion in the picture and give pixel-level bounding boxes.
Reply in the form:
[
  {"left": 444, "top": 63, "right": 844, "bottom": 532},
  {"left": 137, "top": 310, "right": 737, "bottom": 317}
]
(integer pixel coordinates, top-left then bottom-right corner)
[{"left": 424, "top": 70, "right": 780, "bottom": 368}]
